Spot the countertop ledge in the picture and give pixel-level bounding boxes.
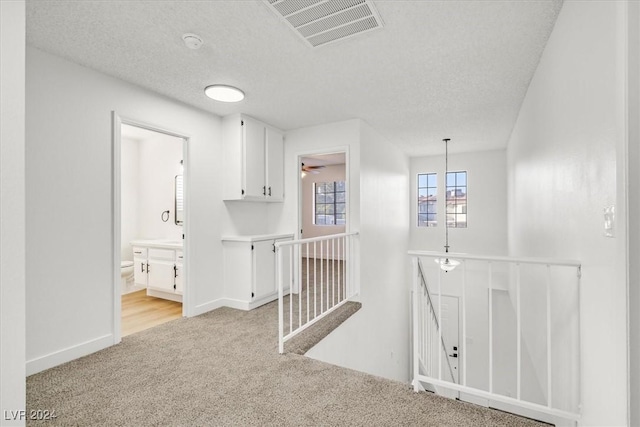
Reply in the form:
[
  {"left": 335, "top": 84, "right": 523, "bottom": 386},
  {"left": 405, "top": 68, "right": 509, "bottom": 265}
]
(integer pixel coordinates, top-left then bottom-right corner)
[{"left": 131, "top": 239, "right": 184, "bottom": 249}]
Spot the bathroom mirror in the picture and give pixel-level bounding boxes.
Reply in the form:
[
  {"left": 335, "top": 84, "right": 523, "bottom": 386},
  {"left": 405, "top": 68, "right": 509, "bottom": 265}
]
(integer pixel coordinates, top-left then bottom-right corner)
[{"left": 175, "top": 175, "right": 184, "bottom": 225}]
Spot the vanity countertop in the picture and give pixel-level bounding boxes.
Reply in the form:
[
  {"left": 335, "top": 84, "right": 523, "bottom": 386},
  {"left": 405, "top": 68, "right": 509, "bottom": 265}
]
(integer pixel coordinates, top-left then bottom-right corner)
[
  {"left": 131, "top": 239, "right": 183, "bottom": 250},
  {"left": 221, "top": 233, "right": 294, "bottom": 243}
]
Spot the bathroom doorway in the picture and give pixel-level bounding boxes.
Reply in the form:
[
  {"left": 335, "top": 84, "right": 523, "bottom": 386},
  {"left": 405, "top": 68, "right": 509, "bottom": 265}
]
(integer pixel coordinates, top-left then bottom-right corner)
[{"left": 113, "top": 114, "right": 189, "bottom": 342}]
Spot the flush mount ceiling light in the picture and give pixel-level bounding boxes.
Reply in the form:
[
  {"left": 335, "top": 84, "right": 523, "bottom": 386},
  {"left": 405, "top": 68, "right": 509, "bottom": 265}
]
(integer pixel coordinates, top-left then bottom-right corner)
[
  {"left": 435, "top": 138, "right": 460, "bottom": 273},
  {"left": 204, "top": 85, "right": 245, "bottom": 102}
]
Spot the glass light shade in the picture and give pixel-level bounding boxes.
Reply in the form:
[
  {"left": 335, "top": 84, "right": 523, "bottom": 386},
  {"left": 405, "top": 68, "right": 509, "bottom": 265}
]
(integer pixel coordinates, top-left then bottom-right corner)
[
  {"left": 204, "top": 85, "right": 245, "bottom": 102},
  {"left": 434, "top": 257, "right": 460, "bottom": 272}
]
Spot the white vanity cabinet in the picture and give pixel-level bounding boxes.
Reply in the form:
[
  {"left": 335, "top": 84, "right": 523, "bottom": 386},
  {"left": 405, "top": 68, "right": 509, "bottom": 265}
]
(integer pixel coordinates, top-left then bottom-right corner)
[
  {"left": 147, "top": 249, "right": 177, "bottom": 294},
  {"left": 175, "top": 251, "right": 184, "bottom": 294},
  {"left": 222, "top": 234, "right": 293, "bottom": 310},
  {"left": 133, "top": 247, "right": 148, "bottom": 287},
  {"left": 222, "top": 114, "right": 284, "bottom": 202},
  {"left": 130, "top": 241, "right": 183, "bottom": 302}
]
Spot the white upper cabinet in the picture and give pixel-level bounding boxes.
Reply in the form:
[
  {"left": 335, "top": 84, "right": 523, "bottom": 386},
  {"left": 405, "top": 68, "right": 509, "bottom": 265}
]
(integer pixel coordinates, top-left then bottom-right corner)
[
  {"left": 222, "top": 113, "right": 284, "bottom": 202},
  {"left": 265, "top": 126, "right": 284, "bottom": 201}
]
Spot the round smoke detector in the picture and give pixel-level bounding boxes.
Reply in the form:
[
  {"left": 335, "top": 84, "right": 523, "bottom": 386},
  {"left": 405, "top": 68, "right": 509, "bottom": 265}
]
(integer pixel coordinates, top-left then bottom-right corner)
[{"left": 182, "top": 33, "right": 203, "bottom": 50}]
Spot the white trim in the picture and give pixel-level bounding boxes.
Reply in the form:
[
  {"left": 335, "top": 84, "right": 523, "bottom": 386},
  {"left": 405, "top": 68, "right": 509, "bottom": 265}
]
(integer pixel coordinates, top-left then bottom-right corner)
[
  {"left": 415, "top": 374, "right": 580, "bottom": 422},
  {"left": 622, "top": 2, "right": 637, "bottom": 426},
  {"left": 408, "top": 250, "right": 581, "bottom": 268},
  {"left": 296, "top": 146, "right": 351, "bottom": 239},
  {"left": 111, "top": 112, "right": 122, "bottom": 345},
  {"left": 199, "top": 291, "right": 292, "bottom": 314},
  {"left": 191, "top": 298, "right": 228, "bottom": 317},
  {"left": 190, "top": 293, "right": 293, "bottom": 316},
  {"left": 26, "top": 334, "right": 113, "bottom": 376}
]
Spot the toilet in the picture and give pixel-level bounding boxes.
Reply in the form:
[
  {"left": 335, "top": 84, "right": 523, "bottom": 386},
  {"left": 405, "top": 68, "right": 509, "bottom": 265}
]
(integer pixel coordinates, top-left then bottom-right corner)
[{"left": 121, "top": 261, "right": 134, "bottom": 285}]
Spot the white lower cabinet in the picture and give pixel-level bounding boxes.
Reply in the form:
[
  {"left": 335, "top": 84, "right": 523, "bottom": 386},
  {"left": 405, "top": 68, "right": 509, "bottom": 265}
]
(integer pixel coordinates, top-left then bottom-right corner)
[
  {"left": 222, "top": 234, "right": 293, "bottom": 310},
  {"left": 175, "top": 251, "right": 184, "bottom": 294},
  {"left": 133, "top": 247, "right": 148, "bottom": 286},
  {"left": 148, "top": 249, "right": 176, "bottom": 293},
  {"left": 131, "top": 244, "right": 183, "bottom": 302}
]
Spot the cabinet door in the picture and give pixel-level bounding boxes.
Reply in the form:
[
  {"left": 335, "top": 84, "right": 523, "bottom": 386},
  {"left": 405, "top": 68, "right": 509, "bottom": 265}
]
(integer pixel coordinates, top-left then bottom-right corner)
[
  {"left": 134, "top": 257, "right": 147, "bottom": 286},
  {"left": 242, "top": 118, "right": 266, "bottom": 199},
  {"left": 174, "top": 262, "right": 183, "bottom": 294},
  {"left": 252, "top": 240, "right": 276, "bottom": 300},
  {"left": 148, "top": 259, "right": 175, "bottom": 292},
  {"left": 265, "top": 127, "right": 284, "bottom": 201}
]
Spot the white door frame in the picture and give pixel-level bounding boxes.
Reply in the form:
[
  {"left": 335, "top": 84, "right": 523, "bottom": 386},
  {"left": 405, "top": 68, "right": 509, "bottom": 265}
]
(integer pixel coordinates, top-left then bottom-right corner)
[
  {"left": 111, "top": 112, "right": 191, "bottom": 344},
  {"left": 296, "top": 146, "right": 350, "bottom": 240},
  {"left": 293, "top": 147, "right": 349, "bottom": 294}
]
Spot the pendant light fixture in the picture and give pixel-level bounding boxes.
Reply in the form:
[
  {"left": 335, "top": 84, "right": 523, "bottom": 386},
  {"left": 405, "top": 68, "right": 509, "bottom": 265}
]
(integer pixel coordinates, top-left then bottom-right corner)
[{"left": 435, "top": 138, "right": 460, "bottom": 272}]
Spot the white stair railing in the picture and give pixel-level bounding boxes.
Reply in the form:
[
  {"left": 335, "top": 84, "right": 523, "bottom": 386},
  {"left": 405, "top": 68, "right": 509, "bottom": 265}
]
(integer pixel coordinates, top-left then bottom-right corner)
[
  {"left": 410, "top": 250, "right": 582, "bottom": 423},
  {"left": 416, "top": 259, "right": 457, "bottom": 385},
  {"left": 276, "top": 232, "right": 359, "bottom": 354}
]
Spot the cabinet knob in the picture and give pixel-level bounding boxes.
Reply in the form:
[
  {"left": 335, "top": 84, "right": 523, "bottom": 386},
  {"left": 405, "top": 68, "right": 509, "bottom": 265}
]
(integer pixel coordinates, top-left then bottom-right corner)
[
  {"left": 268, "top": 186, "right": 272, "bottom": 196},
  {"left": 263, "top": 186, "right": 266, "bottom": 196}
]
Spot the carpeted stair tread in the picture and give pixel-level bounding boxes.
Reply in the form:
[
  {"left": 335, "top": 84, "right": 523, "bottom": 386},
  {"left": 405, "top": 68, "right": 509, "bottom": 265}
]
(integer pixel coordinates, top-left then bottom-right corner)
[{"left": 285, "top": 301, "right": 362, "bottom": 355}]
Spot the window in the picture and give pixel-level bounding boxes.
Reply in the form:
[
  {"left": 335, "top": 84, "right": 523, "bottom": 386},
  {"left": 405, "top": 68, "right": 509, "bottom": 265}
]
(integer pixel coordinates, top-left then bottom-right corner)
[
  {"left": 315, "top": 181, "right": 346, "bottom": 225},
  {"left": 446, "top": 171, "right": 467, "bottom": 228},
  {"left": 418, "top": 173, "right": 437, "bottom": 227}
]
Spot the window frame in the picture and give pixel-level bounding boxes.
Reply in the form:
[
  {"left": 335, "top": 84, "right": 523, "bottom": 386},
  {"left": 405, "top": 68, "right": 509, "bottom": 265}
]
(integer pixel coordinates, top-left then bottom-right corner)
[
  {"left": 313, "top": 180, "right": 346, "bottom": 226},
  {"left": 417, "top": 173, "right": 438, "bottom": 227},
  {"left": 445, "top": 170, "right": 467, "bottom": 228}
]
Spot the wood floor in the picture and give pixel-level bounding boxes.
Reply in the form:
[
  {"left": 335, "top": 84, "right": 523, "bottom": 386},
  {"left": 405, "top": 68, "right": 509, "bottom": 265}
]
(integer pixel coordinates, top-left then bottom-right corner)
[{"left": 121, "top": 290, "right": 183, "bottom": 337}]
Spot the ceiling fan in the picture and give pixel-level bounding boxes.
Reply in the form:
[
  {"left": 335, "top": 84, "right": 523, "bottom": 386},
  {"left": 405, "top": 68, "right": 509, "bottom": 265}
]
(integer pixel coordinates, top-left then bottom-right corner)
[{"left": 301, "top": 162, "right": 325, "bottom": 175}]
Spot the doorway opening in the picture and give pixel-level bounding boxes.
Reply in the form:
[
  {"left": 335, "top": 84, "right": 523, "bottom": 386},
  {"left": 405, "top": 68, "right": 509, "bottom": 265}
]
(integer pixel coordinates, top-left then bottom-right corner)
[
  {"left": 113, "top": 115, "right": 189, "bottom": 342},
  {"left": 299, "top": 151, "right": 348, "bottom": 240}
]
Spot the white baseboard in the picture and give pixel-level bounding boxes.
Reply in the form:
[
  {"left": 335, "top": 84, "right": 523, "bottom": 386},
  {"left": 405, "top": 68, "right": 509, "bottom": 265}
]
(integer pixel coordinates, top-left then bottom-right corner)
[
  {"left": 192, "top": 292, "right": 289, "bottom": 315},
  {"left": 27, "top": 292, "right": 290, "bottom": 374},
  {"left": 26, "top": 334, "right": 113, "bottom": 376},
  {"left": 488, "top": 400, "right": 559, "bottom": 425},
  {"left": 191, "top": 298, "right": 228, "bottom": 317}
]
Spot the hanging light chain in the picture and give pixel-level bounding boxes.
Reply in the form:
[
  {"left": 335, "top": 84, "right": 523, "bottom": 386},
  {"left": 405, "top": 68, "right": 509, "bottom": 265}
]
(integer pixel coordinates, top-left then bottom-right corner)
[{"left": 443, "top": 138, "right": 451, "bottom": 255}]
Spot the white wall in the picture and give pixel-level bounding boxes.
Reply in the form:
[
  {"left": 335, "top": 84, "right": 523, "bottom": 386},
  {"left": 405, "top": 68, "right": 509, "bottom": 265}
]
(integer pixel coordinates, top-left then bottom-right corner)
[
  {"left": 26, "top": 47, "right": 224, "bottom": 374},
  {"left": 304, "top": 121, "right": 411, "bottom": 382},
  {"left": 137, "top": 134, "right": 183, "bottom": 241},
  {"left": 301, "top": 164, "right": 346, "bottom": 240},
  {"left": 507, "top": 2, "right": 627, "bottom": 425},
  {"left": 410, "top": 149, "right": 508, "bottom": 255},
  {"left": 120, "top": 138, "right": 140, "bottom": 262},
  {"left": 0, "top": 1, "right": 26, "bottom": 424}
]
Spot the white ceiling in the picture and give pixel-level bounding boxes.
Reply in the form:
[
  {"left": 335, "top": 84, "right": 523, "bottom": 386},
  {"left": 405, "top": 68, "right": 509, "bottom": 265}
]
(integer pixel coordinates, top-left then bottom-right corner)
[{"left": 25, "top": 0, "right": 562, "bottom": 157}]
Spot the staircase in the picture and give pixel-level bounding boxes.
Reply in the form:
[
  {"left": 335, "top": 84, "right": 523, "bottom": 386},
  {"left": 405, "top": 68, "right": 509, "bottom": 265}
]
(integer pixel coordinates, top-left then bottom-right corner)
[{"left": 409, "top": 250, "right": 582, "bottom": 425}]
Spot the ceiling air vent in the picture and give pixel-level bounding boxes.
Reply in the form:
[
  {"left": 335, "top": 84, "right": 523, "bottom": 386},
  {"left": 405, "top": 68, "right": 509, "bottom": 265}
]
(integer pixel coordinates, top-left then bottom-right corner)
[{"left": 264, "top": 0, "right": 384, "bottom": 48}]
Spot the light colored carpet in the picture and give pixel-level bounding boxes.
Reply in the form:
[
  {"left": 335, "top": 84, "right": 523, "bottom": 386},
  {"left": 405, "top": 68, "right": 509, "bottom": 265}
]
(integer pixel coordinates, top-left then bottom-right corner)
[{"left": 27, "top": 299, "right": 546, "bottom": 426}]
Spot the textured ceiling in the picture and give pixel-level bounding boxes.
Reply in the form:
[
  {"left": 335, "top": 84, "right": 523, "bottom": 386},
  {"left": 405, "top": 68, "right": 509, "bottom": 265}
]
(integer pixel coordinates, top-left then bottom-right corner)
[{"left": 26, "top": 0, "right": 562, "bottom": 157}]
